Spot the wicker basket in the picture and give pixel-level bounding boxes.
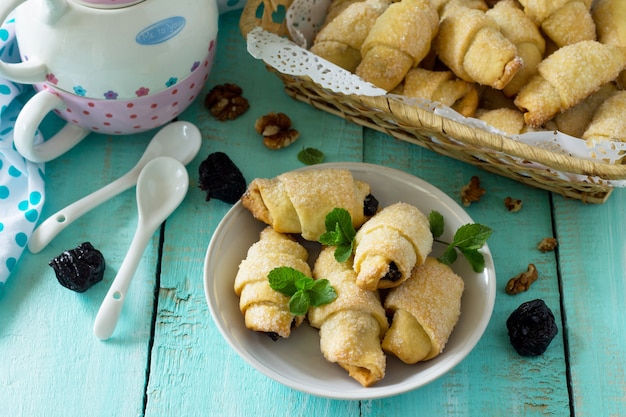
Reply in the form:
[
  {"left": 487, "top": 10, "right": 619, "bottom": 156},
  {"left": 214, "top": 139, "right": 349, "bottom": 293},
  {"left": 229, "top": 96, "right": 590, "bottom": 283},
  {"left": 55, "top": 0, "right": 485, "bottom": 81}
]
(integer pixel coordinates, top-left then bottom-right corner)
[{"left": 239, "top": 0, "right": 626, "bottom": 203}]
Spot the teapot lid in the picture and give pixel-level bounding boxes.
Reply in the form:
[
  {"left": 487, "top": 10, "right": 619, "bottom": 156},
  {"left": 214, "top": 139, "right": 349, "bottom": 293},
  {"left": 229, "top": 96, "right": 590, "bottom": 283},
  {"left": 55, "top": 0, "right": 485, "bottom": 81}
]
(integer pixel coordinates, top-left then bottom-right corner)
[{"left": 73, "top": 0, "right": 145, "bottom": 8}]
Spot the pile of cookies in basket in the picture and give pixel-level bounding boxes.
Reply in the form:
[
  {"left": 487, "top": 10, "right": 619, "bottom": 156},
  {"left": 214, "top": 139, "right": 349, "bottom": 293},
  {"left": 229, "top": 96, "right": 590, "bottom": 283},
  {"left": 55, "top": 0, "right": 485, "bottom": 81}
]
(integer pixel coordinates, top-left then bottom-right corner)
[{"left": 309, "top": 0, "right": 626, "bottom": 142}]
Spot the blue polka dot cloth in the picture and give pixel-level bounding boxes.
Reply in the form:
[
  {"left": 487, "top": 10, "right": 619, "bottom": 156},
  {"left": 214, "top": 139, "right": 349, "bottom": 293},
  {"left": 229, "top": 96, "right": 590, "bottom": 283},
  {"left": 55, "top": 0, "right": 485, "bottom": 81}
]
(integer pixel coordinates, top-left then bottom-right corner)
[{"left": 0, "top": 14, "right": 46, "bottom": 294}]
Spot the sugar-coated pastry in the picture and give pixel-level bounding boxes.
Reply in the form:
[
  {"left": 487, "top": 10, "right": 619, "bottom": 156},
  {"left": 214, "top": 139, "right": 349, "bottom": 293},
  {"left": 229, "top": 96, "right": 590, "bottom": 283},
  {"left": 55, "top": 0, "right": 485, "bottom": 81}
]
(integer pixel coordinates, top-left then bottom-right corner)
[
  {"left": 234, "top": 227, "right": 311, "bottom": 339},
  {"left": 514, "top": 40, "right": 626, "bottom": 128},
  {"left": 355, "top": 0, "right": 439, "bottom": 91},
  {"left": 382, "top": 257, "right": 464, "bottom": 364},
  {"left": 400, "top": 68, "right": 479, "bottom": 117},
  {"left": 434, "top": 5, "right": 523, "bottom": 90},
  {"left": 592, "top": 0, "right": 626, "bottom": 88},
  {"left": 241, "top": 169, "right": 373, "bottom": 241},
  {"left": 435, "top": 0, "right": 488, "bottom": 17},
  {"left": 353, "top": 202, "right": 433, "bottom": 291},
  {"left": 323, "top": 0, "right": 364, "bottom": 24},
  {"left": 486, "top": 0, "right": 545, "bottom": 96},
  {"left": 308, "top": 247, "right": 389, "bottom": 387},
  {"left": 548, "top": 83, "right": 618, "bottom": 138},
  {"left": 310, "top": 0, "right": 390, "bottom": 72},
  {"left": 476, "top": 107, "right": 526, "bottom": 135},
  {"left": 582, "top": 90, "right": 626, "bottom": 143},
  {"left": 518, "top": 0, "right": 595, "bottom": 47}
]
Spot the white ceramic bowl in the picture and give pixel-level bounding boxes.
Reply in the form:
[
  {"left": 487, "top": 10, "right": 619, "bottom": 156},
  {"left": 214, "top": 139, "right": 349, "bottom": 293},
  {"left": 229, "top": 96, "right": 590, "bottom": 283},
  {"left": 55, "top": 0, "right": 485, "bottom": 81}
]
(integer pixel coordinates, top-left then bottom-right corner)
[{"left": 204, "top": 162, "right": 496, "bottom": 400}]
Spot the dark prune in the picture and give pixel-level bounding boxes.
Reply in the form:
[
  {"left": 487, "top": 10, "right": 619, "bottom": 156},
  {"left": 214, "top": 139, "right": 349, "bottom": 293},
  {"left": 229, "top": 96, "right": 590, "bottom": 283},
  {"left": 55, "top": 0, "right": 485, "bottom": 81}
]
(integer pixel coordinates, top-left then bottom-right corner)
[
  {"left": 198, "top": 152, "right": 246, "bottom": 204},
  {"left": 49, "top": 242, "right": 105, "bottom": 293},
  {"left": 363, "top": 193, "right": 379, "bottom": 217},
  {"left": 506, "top": 298, "right": 558, "bottom": 356},
  {"left": 384, "top": 262, "right": 402, "bottom": 282}
]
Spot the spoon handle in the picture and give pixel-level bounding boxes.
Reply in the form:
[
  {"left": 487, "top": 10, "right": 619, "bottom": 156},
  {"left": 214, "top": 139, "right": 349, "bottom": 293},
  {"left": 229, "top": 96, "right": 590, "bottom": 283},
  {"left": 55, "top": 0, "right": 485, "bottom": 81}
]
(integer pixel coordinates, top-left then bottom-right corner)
[
  {"left": 93, "top": 222, "right": 156, "bottom": 341},
  {"left": 28, "top": 168, "right": 140, "bottom": 254}
]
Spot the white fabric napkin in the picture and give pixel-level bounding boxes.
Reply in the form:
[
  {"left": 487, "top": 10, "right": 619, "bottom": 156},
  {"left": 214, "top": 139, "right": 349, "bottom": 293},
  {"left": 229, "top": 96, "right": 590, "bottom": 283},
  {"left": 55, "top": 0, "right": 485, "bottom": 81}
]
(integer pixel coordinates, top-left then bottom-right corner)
[{"left": 0, "top": 14, "right": 45, "bottom": 294}]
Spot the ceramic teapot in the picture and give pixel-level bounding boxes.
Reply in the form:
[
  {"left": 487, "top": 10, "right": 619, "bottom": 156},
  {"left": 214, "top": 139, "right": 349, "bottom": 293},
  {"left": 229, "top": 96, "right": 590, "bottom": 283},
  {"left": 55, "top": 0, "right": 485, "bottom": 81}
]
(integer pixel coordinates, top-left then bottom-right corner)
[{"left": 0, "top": 0, "right": 218, "bottom": 162}]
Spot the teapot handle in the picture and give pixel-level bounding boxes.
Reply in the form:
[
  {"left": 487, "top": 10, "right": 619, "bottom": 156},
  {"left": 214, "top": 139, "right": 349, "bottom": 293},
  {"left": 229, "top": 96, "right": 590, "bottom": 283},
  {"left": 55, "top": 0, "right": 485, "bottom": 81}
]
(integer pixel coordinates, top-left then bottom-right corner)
[
  {"left": 0, "top": 0, "right": 49, "bottom": 84},
  {"left": 14, "top": 89, "right": 90, "bottom": 163}
]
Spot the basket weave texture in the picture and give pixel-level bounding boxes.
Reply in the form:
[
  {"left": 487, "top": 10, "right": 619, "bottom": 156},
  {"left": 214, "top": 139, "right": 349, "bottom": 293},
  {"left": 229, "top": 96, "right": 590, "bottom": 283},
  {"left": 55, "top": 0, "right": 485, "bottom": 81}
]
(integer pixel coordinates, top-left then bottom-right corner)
[{"left": 239, "top": 0, "right": 626, "bottom": 203}]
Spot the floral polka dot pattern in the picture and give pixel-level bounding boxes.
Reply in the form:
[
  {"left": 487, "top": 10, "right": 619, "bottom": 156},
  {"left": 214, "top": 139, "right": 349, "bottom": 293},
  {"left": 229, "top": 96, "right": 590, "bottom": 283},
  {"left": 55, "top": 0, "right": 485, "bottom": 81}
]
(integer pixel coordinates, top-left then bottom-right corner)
[
  {"left": 0, "top": 14, "right": 45, "bottom": 291},
  {"left": 35, "top": 44, "right": 216, "bottom": 135}
]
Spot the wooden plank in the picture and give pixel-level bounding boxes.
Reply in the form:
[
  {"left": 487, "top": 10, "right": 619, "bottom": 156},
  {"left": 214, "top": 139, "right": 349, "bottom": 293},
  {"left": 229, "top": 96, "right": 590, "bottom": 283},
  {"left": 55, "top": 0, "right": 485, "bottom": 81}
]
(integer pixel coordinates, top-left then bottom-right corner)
[
  {"left": 362, "top": 130, "right": 571, "bottom": 416},
  {"left": 552, "top": 190, "right": 626, "bottom": 417},
  {"left": 144, "top": 10, "right": 364, "bottom": 416},
  {"left": 1, "top": 125, "right": 160, "bottom": 415}
]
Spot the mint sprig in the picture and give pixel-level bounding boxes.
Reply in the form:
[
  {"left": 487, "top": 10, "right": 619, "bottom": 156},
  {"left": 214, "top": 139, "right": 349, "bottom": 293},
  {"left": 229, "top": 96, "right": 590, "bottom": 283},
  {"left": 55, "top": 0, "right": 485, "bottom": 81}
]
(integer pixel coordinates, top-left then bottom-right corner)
[
  {"left": 268, "top": 266, "right": 337, "bottom": 315},
  {"left": 429, "top": 210, "right": 445, "bottom": 238},
  {"left": 318, "top": 208, "right": 356, "bottom": 262},
  {"left": 297, "top": 147, "right": 325, "bottom": 165},
  {"left": 430, "top": 210, "right": 492, "bottom": 272}
]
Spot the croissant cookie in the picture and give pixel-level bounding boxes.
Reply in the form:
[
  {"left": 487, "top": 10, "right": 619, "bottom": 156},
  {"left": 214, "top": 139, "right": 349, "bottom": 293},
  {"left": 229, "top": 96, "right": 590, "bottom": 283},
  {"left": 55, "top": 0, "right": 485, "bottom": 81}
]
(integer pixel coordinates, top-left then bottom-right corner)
[
  {"left": 354, "top": 0, "right": 438, "bottom": 91},
  {"left": 308, "top": 246, "right": 389, "bottom": 387},
  {"left": 582, "top": 90, "right": 626, "bottom": 144},
  {"left": 233, "top": 227, "right": 311, "bottom": 339},
  {"left": 514, "top": 40, "right": 626, "bottom": 128},
  {"left": 241, "top": 168, "right": 373, "bottom": 241},
  {"left": 383, "top": 257, "right": 464, "bottom": 364},
  {"left": 486, "top": 0, "right": 546, "bottom": 96},
  {"left": 433, "top": 5, "right": 523, "bottom": 90},
  {"left": 353, "top": 202, "right": 433, "bottom": 291},
  {"left": 518, "top": 0, "right": 595, "bottom": 47},
  {"left": 399, "top": 68, "right": 479, "bottom": 117},
  {"left": 310, "top": 0, "right": 390, "bottom": 72},
  {"left": 592, "top": 0, "right": 626, "bottom": 88}
]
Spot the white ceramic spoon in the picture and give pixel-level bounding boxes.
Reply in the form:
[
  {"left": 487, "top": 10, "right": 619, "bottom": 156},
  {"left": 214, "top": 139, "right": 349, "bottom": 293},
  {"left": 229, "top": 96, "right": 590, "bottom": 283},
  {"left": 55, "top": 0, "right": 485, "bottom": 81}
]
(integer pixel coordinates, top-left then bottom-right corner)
[
  {"left": 93, "top": 156, "right": 189, "bottom": 340},
  {"left": 28, "top": 120, "right": 201, "bottom": 254}
]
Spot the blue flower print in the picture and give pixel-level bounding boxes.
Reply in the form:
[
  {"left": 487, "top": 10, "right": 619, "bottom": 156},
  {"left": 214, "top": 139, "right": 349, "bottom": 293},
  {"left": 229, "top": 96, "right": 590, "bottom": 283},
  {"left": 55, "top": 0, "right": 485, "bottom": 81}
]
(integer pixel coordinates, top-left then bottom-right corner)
[
  {"left": 73, "top": 85, "right": 87, "bottom": 96},
  {"left": 165, "top": 77, "right": 178, "bottom": 87},
  {"left": 190, "top": 61, "right": 200, "bottom": 72}
]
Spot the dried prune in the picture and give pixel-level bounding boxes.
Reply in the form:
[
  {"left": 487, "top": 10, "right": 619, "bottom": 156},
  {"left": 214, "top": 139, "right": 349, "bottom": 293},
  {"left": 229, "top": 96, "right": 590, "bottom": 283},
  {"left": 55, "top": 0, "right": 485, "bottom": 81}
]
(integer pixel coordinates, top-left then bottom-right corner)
[
  {"left": 506, "top": 299, "right": 558, "bottom": 356},
  {"left": 49, "top": 242, "right": 105, "bottom": 293},
  {"left": 198, "top": 152, "right": 246, "bottom": 204},
  {"left": 363, "top": 194, "right": 379, "bottom": 217},
  {"left": 384, "top": 262, "right": 402, "bottom": 282}
]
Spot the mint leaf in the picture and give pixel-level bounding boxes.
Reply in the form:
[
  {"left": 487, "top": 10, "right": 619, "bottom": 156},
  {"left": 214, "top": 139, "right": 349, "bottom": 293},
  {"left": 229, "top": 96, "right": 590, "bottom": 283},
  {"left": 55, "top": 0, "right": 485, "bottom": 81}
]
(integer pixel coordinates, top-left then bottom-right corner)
[
  {"left": 453, "top": 224, "right": 493, "bottom": 251},
  {"left": 308, "top": 279, "right": 337, "bottom": 306},
  {"left": 433, "top": 219, "right": 492, "bottom": 272},
  {"left": 268, "top": 267, "right": 337, "bottom": 315},
  {"left": 438, "top": 245, "right": 458, "bottom": 266},
  {"left": 297, "top": 147, "right": 325, "bottom": 165},
  {"left": 459, "top": 248, "right": 485, "bottom": 273},
  {"left": 268, "top": 266, "right": 300, "bottom": 296},
  {"left": 429, "top": 210, "right": 445, "bottom": 238},
  {"left": 289, "top": 291, "right": 310, "bottom": 316},
  {"left": 295, "top": 276, "right": 314, "bottom": 291},
  {"left": 333, "top": 244, "right": 354, "bottom": 263},
  {"left": 319, "top": 208, "right": 357, "bottom": 262},
  {"left": 324, "top": 208, "right": 356, "bottom": 241}
]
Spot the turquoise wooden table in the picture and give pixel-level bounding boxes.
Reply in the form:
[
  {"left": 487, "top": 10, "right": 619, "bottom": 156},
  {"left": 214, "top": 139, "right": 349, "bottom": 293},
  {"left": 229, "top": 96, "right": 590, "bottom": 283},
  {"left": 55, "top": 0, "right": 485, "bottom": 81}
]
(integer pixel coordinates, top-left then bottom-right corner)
[{"left": 1, "top": 10, "right": 625, "bottom": 417}]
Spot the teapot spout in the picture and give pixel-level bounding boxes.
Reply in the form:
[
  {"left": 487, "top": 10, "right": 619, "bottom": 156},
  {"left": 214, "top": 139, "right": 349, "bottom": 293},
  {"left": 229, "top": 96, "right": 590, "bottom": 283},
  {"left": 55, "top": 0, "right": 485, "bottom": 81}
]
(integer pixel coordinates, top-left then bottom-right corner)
[{"left": 42, "top": 0, "right": 68, "bottom": 24}]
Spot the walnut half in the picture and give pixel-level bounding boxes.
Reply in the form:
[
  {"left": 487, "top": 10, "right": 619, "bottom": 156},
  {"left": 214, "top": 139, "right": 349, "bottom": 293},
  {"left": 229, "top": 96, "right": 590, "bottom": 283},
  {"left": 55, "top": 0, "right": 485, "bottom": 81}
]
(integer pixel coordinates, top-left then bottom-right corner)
[
  {"left": 204, "top": 83, "right": 249, "bottom": 121},
  {"left": 537, "top": 237, "right": 558, "bottom": 252},
  {"left": 504, "top": 196, "right": 523, "bottom": 212},
  {"left": 461, "top": 176, "right": 486, "bottom": 206},
  {"left": 255, "top": 112, "right": 300, "bottom": 149},
  {"left": 506, "top": 264, "right": 539, "bottom": 295}
]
